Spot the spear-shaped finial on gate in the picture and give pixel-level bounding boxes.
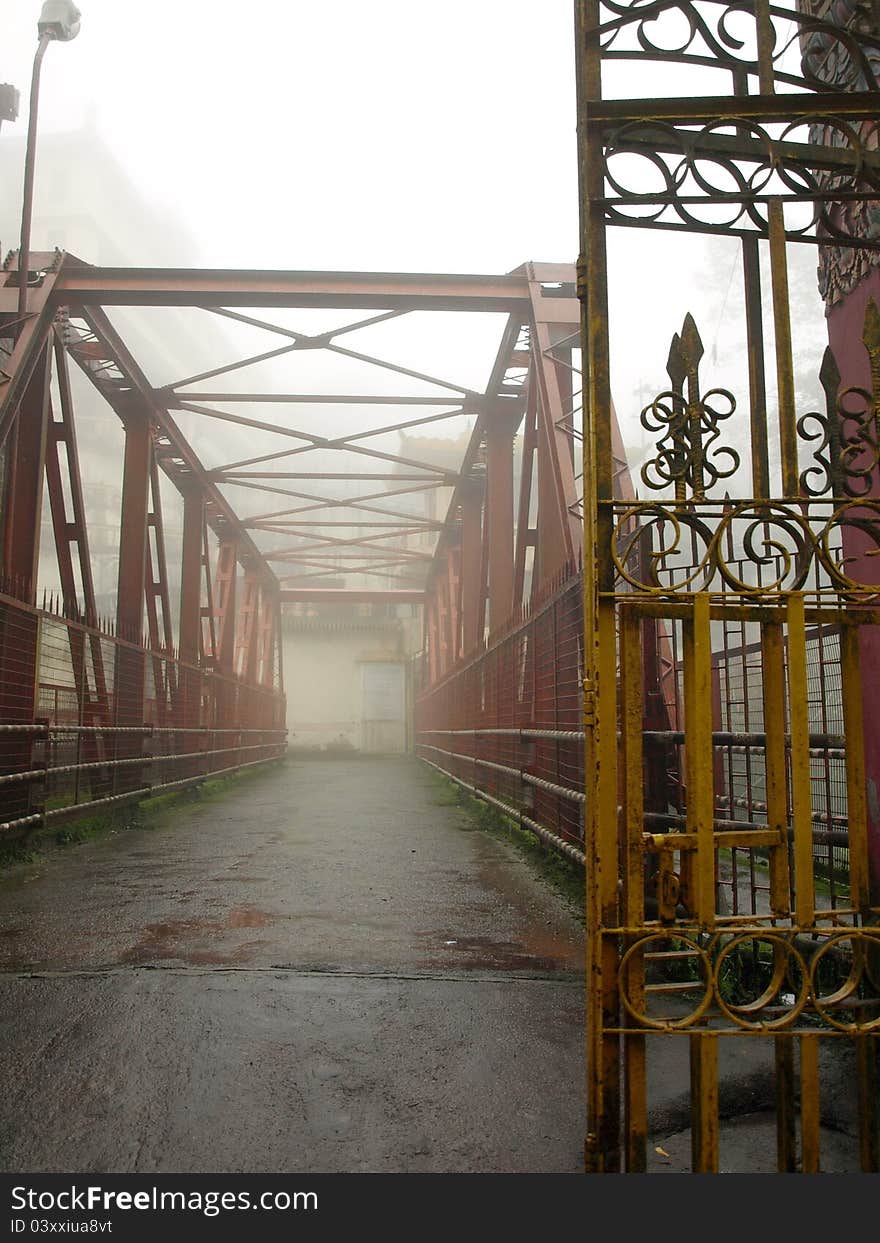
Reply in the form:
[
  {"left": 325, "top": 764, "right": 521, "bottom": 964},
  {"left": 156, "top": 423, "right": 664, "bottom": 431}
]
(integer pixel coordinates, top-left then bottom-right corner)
[
  {"left": 666, "top": 330, "right": 685, "bottom": 390},
  {"left": 679, "top": 314, "right": 706, "bottom": 500},
  {"left": 662, "top": 330, "right": 688, "bottom": 504},
  {"left": 679, "top": 312, "right": 704, "bottom": 373},
  {"left": 821, "top": 346, "right": 843, "bottom": 498}
]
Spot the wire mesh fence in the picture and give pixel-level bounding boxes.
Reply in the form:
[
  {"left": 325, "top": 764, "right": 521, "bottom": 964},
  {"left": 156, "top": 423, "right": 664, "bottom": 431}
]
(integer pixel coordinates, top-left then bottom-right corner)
[
  {"left": 0, "top": 591, "right": 286, "bottom": 832},
  {"left": 415, "top": 567, "right": 586, "bottom": 862},
  {"left": 416, "top": 568, "right": 852, "bottom": 915}
]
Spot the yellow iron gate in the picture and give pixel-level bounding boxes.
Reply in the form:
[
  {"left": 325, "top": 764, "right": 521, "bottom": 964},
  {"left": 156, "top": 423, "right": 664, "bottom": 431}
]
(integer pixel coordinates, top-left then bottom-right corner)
[{"left": 576, "top": 0, "right": 880, "bottom": 1172}]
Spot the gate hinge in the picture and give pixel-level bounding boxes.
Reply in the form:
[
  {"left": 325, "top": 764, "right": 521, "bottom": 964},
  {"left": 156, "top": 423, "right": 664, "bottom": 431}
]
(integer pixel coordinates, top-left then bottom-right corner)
[
  {"left": 576, "top": 256, "right": 589, "bottom": 301},
  {"left": 583, "top": 681, "right": 596, "bottom": 729}
]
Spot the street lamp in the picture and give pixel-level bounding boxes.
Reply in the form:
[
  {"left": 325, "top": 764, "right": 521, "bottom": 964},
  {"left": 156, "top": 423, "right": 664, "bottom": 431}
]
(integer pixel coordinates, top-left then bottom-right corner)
[
  {"left": 0, "top": 84, "right": 20, "bottom": 129},
  {"left": 17, "top": 1, "right": 81, "bottom": 323}
]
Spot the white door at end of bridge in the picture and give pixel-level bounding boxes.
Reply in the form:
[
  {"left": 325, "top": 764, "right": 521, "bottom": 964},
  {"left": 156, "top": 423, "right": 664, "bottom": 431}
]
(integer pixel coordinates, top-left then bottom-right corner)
[{"left": 359, "top": 661, "right": 407, "bottom": 754}]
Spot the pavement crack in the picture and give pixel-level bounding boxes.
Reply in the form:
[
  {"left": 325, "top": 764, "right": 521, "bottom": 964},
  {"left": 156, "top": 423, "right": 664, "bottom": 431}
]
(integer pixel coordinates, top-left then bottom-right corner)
[{"left": 0, "top": 964, "right": 583, "bottom": 986}]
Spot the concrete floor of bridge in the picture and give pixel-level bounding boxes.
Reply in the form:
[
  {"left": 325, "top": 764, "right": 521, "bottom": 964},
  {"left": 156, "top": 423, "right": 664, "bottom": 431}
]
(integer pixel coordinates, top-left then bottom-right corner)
[{"left": 0, "top": 756, "right": 585, "bottom": 1173}]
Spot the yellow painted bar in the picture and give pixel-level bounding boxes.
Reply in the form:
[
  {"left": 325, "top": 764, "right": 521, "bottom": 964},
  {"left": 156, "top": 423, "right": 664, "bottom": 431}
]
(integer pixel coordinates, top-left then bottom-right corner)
[
  {"left": 598, "top": 600, "right": 622, "bottom": 1170},
  {"left": 647, "top": 830, "right": 781, "bottom": 851},
  {"left": 787, "top": 594, "right": 814, "bottom": 928},
  {"left": 683, "top": 594, "right": 715, "bottom": 928},
  {"left": 689, "top": 1031, "right": 719, "bottom": 1173},
  {"left": 620, "top": 608, "right": 646, "bottom": 1172},
  {"left": 620, "top": 610, "right": 645, "bottom": 929},
  {"left": 841, "top": 625, "right": 869, "bottom": 915},
  {"left": 762, "top": 623, "right": 791, "bottom": 917},
  {"left": 800, "top": 1034, "right": 821, "bottom": 1174},
  {"left": 575, "top": 0, "right": 612, "bottom": 1174}
]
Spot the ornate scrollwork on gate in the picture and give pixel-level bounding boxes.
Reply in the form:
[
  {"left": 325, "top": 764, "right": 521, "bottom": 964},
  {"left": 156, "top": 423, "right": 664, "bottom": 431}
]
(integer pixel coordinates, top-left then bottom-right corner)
[
  {"left": 611, "top": 497, "right": 880, "bottom": 595},
  {"left": 619, "top": 299, "right": 880, "bottom": 598},
  {"left": 640, "top": 313, "right": 739, "bottom": 501},
  {"left": 799, "top": 297, "right": 880, "bottom": 497},
  {"left": 602, "top": 115, "right": 880, "bottom": 241},
  {"left": 596, "top": 0, "right": 880, "bottom": 95}
]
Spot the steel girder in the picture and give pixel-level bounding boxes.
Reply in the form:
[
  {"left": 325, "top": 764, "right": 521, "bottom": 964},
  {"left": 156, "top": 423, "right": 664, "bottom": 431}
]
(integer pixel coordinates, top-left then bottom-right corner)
[{"left": 0, "top": 252, "right": 634, "bottom": 695}]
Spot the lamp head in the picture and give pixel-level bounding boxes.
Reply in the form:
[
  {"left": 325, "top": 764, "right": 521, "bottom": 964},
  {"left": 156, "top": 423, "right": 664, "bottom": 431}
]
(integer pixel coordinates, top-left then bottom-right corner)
[{"left": 38, "top": 1, "right": 82, "bottom": 41}]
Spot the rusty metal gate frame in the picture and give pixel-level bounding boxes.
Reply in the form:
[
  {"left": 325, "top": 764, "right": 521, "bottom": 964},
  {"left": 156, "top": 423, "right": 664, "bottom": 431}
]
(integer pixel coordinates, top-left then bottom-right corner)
[{"left": 576, "top": 0, "right": 880, "bottom": 1172}]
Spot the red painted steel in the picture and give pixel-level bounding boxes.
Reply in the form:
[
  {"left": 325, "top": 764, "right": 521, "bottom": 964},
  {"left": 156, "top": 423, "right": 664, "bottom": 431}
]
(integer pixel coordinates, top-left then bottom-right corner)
[
  {"left": 416, "top": 565, "right": 585, "bottom": 855},
  {"left": 0, "top": 590, "right": 285, "bottom": 833},
  {"left": 0, "top": 254, "right": 639, "bottom": 845},
  {"left": 279, "top": 589, "right": 425, "bottom": 605}
]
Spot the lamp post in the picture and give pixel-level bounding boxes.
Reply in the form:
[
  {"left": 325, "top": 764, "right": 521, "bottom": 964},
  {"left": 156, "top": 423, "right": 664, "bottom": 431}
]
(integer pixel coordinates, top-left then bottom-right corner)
[{"left": 17, "top": 1, "right": 81, "bottom": 324}]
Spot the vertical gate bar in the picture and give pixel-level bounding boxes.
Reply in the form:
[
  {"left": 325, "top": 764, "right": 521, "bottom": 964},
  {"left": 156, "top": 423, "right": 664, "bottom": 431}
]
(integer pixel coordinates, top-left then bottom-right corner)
[
  {"left": 857, "top": 1034, "right": 879, "bottom": 1172},
  {"left": 620, "top": 604, "right": 646, "bottom": 1172},
  {"left": 787, "top": 594, "right": 814, "bottom": 928},
  {"left": 682, "top": 593, "right": 715, "bottom": 928},
  {"left": 767, "top": 202, "right": 799, "bottom": 499},
  {"left": 800, "top": 1033, "right": 821, "bottom": 1174},
  {"left": 754, "top": 0, "right": 776, "bottom": 94},
  {"left": 742, "top": 234, "right": 770, "bottom": 499},
  {"left": 762, "top": 623, "right": 792, "bottom": 916},
  {"left": 775, "top": 1035, "right": 798, "bottom": 1172},
  {"left": 689, "top": 1031, "right": 719, "bottom": 1173},
  {"left": 575, "top": 0, "right": 616, "bottom": 1173},
  {"left": 840, "top": 624, "right": 869, "bottom": 915},
  {"left": 597, "top": 601, "right": 621, "bottom": 1171}
]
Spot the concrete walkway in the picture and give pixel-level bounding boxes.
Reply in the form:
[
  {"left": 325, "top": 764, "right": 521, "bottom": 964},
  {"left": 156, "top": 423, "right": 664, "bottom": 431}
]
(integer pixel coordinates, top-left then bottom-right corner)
[{"left": 0, "top": 757, "right": 585, "bottom": 1173}]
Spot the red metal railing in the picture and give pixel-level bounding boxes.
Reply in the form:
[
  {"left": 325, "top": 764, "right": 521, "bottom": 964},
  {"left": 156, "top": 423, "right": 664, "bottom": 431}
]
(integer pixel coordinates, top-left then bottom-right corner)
[
  {"left": 416, "top": 566, "right": 852, "bottom": 915},
  {"left": 0, "top": 592, "right": 286, "bottom": 832},
  {"left": 415, "top": 565, "right": 586, "bottom": 864}
]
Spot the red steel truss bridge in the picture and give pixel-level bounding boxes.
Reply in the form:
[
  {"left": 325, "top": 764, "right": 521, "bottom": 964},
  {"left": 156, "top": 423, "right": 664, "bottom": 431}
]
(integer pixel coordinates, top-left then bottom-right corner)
[
  {"left": 0, "top": 253, "right": 622, "bottom": 834},
  {"left": 2, "top": 0, "right": 880, "bottom": 1178}
]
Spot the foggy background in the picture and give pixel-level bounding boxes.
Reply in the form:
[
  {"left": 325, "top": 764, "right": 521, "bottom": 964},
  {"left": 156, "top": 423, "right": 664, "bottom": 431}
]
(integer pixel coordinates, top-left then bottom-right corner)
[{"left": 0, "top": 0, "right": 832, "bottom": 620}]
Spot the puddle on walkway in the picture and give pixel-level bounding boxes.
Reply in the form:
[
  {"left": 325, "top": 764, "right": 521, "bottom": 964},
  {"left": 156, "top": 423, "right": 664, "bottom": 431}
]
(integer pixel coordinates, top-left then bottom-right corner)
[{"left": 120, "top": 906, "right": 275, "bottom": 965}]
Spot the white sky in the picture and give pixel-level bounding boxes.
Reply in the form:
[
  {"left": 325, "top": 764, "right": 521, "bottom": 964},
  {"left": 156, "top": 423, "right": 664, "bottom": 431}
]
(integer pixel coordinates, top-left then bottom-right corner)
[
  {"left": 1, "top": 0, "right": 828, "bottom": 412},
  {"left": 2, "top": 0, "right": 581, "bottom": 271}
]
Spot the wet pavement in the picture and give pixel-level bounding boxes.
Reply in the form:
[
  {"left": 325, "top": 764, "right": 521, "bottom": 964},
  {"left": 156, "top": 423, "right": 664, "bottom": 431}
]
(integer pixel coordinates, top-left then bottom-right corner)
[{"left": 0, "top": 756, "right": 585, "bottom": 1173}]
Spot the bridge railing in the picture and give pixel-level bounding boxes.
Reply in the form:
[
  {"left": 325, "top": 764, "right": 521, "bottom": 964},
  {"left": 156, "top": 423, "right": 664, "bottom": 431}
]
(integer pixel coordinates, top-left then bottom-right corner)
[
  {"left": 415, "top": 568, "right": 586, "bottom": 865},
  {"left": 0, "top": 591, "right": 287, "bottom": 833},
  {"left": 416, "top": 565, "right": 852, "bottom": 912}
]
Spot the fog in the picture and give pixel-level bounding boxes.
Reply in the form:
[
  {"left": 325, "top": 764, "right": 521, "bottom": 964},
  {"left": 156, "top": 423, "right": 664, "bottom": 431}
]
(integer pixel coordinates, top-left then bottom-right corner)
[{"left": 0, "top": 0, "right": 832, "bottom": 609}]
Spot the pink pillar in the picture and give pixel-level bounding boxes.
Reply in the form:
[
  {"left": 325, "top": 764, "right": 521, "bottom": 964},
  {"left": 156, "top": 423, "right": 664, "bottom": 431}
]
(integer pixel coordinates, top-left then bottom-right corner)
[{"left": 827, "top": 266, "right": 880, "bottom": 899}]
